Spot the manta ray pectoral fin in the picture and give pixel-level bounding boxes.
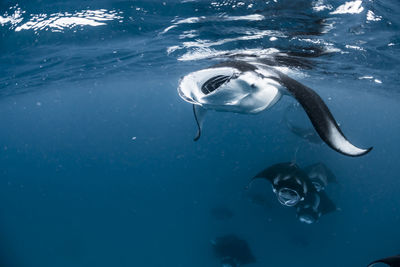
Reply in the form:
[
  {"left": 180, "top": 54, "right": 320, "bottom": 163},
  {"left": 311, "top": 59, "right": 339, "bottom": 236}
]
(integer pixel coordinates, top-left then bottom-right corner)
[
  {"left": 193, "top": 104, "right": 207, "bottom": 141},
  {"left": 275, "top": 73, "right": 372, "bottom": 157},
  {"left": 318, "top": 191, "right": 337, "bottom": 215},
  {"left": 251, "top": 162, "right": 298, "bottom": 184}
]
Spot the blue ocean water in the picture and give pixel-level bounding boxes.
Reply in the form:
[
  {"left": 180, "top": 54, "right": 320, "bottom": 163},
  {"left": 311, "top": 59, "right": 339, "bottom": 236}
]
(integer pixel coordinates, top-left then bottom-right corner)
[{"left": 0, "top": 0, "right": 399, "bottom": 266}]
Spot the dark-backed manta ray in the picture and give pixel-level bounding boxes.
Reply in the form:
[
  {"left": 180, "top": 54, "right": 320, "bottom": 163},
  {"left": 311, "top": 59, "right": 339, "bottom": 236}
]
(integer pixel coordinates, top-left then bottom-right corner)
[
  {"left": 178, "top": 60, "right": 372, "bottom": 157},
  {"left": 283, "top": 103, "right": 323, "bottom": 145}
]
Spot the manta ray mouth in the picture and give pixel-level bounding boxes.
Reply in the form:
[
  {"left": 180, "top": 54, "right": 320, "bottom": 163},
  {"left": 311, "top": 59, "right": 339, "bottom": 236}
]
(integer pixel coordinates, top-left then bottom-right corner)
[{"left": 201, "top": 75, "right": 231, "bottom": 95}]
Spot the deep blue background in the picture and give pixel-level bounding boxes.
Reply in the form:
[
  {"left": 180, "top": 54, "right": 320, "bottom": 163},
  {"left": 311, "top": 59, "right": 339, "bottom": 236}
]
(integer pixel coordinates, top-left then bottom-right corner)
[{"left": 1, "top": 0, "right": 399, "bottom": 266}]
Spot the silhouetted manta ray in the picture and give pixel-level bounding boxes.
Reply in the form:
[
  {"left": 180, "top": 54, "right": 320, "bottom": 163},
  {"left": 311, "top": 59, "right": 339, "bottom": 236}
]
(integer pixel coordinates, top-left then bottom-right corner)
[
  {"left": 178, "top": 60, "right": 372, "bottom": 157},
  {"left": 368, "top": 255, "right": 400, "bottom": 267},
  {"left": 212, "top": 234, "right": 256, "bottom": 267},
  {"left": 283, "top": 103, "right": 323, "bottom": 144}
]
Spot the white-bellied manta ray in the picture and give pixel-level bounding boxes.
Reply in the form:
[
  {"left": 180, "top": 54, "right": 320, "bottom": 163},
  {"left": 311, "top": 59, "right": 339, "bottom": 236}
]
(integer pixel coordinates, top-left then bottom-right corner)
[{"left": 177, "top": 60, "right": 372, "bottom": 157}]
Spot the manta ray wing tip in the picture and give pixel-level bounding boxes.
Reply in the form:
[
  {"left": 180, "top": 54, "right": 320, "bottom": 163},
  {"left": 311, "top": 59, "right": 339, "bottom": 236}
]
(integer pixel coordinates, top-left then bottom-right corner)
[{"left": 345, "top": 146, "right": 373, "bottom": 157}]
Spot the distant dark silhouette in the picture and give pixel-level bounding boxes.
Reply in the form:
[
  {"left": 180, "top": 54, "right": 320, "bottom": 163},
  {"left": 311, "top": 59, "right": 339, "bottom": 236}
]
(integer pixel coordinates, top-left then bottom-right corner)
[
  {"left": 283, "top": 103, "right": 323, "bottom": 145},
  {"left": 212, "top": 234, "right": 256, "bottom": 267}
]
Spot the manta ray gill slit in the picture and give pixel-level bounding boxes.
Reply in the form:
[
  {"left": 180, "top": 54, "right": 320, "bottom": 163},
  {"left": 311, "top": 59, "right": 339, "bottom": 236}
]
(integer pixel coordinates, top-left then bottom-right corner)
[{"left": 201, "top": 75, "right": 231, "bottom": 94}]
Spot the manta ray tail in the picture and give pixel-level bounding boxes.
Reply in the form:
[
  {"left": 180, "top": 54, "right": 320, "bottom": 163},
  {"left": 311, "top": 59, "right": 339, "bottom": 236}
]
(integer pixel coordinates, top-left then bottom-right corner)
[
  {"left": 276, "top": 73, "right": 372, "bottom": 157},
  {"left": 193, "top": 104, "right": 207, "bottom": 141}
]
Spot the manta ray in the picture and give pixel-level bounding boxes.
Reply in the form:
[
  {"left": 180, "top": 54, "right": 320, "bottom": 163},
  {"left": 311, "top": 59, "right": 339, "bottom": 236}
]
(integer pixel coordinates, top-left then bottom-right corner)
[
  {"left": 177, "top": 60, "right": 372, "bottom": 157},
  {"left": 368, "top": 255, "right": 400, "bottom": 267}
]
